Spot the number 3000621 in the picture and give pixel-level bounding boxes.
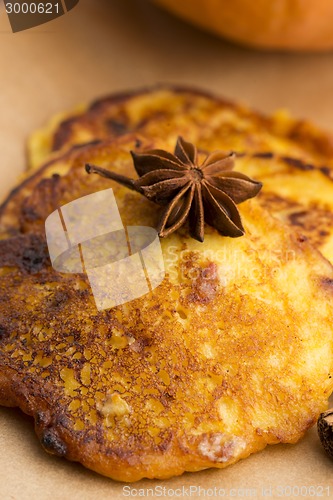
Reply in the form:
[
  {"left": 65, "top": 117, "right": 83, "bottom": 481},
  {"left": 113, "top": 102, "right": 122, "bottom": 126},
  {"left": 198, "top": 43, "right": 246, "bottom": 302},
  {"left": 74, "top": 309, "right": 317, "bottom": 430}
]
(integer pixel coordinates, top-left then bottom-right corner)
[{"left": 5, "top": 2, "right": 60, "bottom": 14}]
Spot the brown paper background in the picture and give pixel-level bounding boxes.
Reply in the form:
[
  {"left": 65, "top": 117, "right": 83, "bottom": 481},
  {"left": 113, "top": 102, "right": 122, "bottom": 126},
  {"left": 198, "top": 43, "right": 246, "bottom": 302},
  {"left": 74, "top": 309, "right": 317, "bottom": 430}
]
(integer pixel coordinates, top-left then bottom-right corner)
[{"left": 0, "top": 1, "right": 333, "bottom": 498}]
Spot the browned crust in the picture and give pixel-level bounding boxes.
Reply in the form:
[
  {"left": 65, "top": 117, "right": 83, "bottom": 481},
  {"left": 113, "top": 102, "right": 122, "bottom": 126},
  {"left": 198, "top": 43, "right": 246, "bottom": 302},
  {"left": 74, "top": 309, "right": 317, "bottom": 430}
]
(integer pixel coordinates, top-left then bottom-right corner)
[
  {"left": 50, "top": 84, "right": 333, "bottom": 159},
  {"left": 51, "top": 85, "right": 231, "bottom": 151},
  {"left": 0, "top": 220, "right": 331, "bottom": 481},
  {"left": 0, "top": 133, "right": 146, "bottom": 223}
]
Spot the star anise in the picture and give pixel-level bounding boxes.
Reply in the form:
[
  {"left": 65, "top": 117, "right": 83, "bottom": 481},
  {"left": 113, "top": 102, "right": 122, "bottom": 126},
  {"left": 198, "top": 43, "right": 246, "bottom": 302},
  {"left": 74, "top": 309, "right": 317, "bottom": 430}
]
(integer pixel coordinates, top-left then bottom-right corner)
[{"left": 85, "top": 137, "right": 262, "bottom": 242}]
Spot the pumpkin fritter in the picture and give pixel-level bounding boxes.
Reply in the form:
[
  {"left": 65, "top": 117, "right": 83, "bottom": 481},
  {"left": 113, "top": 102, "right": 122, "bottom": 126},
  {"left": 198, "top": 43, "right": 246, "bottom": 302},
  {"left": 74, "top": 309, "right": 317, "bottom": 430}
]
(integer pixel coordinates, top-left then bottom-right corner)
[
  {"left": 1, "top": 135, "right": 333, "bottom": 481},
  {"left": 28, "top": 85, "right": 333, "bottom": 170}
]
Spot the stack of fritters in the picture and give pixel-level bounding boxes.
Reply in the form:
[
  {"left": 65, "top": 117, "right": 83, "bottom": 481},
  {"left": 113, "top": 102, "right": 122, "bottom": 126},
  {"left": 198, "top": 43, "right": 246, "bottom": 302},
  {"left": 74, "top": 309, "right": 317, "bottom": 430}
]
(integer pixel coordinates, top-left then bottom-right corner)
[{"left": 1, "top": 85, "right": 333, "bottom": 481}]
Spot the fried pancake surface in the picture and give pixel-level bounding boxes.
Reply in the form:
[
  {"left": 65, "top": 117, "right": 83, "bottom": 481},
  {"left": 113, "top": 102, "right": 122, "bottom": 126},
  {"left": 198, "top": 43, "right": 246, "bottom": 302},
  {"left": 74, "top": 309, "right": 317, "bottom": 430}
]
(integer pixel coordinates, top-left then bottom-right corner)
[
  {"left": 29, "top": 85, "right": 333, "bottom": 170},
  {"left": 27, "top": 85, "right": 333, "bottom": 265},
  {"left": 1, "top": 136, "right": 333, "bottom": 481}
]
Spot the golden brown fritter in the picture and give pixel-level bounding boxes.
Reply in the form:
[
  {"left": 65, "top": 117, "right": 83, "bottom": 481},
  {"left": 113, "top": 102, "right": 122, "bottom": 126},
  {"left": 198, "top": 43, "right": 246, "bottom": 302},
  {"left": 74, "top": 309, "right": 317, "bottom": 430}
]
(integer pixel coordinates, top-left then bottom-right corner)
[
  {"left": 28, "top": 85, "right": 333, "bottom": 170},
  {"left": 1, "top": 135, "right": 333, "bottom": 481}
]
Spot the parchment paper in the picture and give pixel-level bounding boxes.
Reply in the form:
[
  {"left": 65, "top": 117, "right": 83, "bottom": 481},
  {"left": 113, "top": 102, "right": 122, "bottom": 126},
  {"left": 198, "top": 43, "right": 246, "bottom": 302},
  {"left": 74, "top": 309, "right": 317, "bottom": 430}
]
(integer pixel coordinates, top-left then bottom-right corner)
[{"left": 0, "top": 1, "right": 332, "bottom": 498}]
